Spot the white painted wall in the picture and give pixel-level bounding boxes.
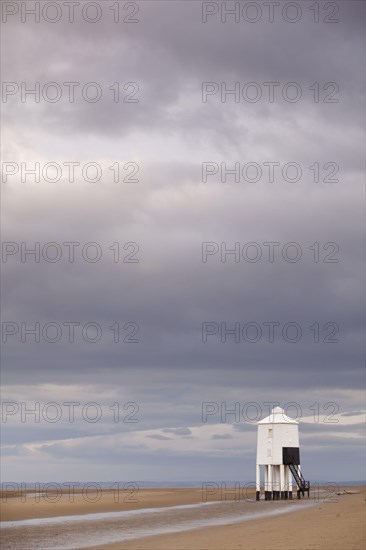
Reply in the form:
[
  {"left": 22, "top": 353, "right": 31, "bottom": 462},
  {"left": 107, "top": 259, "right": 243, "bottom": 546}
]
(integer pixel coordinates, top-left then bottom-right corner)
[{"left": 256, "top": 414, "right": 299, "bottom": 465}]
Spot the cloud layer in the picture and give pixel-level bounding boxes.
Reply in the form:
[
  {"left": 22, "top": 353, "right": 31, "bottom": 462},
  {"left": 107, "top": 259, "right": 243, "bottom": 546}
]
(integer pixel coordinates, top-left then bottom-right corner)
[{"left": 1, "top": 0, "right": 365, "bottom": 483}]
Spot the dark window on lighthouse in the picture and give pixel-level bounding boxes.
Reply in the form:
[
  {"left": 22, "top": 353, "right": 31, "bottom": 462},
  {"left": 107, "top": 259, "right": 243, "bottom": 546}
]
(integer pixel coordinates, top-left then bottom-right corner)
[{"left": 282, "top": 447, "right": 300, "bottom": 465}]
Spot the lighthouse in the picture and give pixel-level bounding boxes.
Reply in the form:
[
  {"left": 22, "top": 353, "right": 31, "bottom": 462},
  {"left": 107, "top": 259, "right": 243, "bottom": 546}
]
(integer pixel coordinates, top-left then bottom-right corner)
[{"left": 255, "top": 406, "right": 310, "bottom": 501}]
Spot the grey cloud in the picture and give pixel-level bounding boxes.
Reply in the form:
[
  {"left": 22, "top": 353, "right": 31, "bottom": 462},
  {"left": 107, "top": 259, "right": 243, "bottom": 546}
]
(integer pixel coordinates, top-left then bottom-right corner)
[
  {"left": 162, "top": 427, "right": 192, "bottom": 436},
  {"left": 1, "top": 0, "right": 364, "bottom": 482},
  {"left": 2, "top": 2, "right": 364, "bottom": 142},
  {"left": 146, "top": 434, "right": 171, "bottom": 441},
  {"left": 340, "top": 411, "right": 366, "bottom": 417}
]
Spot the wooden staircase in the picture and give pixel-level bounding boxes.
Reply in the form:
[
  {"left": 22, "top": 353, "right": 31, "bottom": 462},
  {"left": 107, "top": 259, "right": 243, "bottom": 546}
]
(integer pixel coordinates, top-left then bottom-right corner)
[{"left": 289, "top": 463, "right": 310, "bottom": 497}]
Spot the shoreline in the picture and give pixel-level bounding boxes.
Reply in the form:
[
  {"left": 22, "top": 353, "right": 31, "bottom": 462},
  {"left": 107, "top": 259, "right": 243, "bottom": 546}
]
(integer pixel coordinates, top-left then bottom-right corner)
[
  {"left": 89, "top": 489, "right": 366, "bottom": 550},
  {"left": 1, "top": 487, "right": 364, "bottom": 550}
]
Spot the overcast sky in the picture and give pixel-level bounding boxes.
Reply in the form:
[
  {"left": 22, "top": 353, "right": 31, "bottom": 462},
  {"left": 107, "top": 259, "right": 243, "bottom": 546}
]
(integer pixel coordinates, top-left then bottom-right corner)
[{"left": 1, "top": 0, "right": 365, "bottom": 484}]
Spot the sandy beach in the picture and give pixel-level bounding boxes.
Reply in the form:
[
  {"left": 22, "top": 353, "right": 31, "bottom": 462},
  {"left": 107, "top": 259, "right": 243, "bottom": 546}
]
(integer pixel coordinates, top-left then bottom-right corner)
[
  {"left": 91, "top": 489, "right": 365, "bottom": 550},
  {"left": 1, "top": 486, "right": 365, "bottom": 550}
]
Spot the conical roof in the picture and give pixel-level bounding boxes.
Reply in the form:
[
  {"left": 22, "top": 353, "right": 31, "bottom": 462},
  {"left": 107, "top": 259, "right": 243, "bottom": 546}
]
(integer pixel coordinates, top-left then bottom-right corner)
[{"left": 257, "top": 406, "right": 298, "bottom": 425}]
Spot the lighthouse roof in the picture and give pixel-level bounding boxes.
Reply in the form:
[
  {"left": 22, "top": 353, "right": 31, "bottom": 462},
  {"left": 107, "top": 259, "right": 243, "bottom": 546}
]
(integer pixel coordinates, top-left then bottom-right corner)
[{"left": 257, "top": 406, "right": 299, "bottom": 425}]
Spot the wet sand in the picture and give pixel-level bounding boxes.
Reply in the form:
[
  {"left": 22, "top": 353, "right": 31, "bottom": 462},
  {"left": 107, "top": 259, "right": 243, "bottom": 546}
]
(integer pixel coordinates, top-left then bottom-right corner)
[
  {"left": 1, "top": 488, "right": 206, "bottom": 521},
  {"left": 91, "top": 489, "right": 365, "bottom": 550},
  {"left": 1, "top": 487, "right": 364, "bottom": 550}
]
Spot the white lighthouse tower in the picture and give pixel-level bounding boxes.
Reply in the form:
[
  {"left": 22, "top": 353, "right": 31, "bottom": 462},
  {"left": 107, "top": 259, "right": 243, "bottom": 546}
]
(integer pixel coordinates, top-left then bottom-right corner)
[{"left": 255, "top": 406, "right": 310, "bottom": 501}]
